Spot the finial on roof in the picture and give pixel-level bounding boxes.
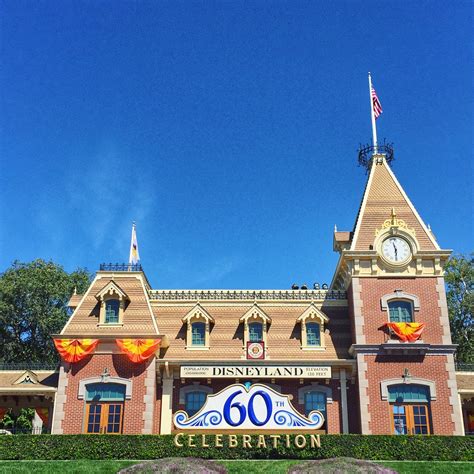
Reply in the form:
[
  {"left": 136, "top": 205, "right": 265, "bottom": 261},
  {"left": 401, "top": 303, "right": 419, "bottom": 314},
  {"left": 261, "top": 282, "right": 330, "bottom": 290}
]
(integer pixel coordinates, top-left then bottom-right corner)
[
  {"left": 390, "top": 208, "right": 397, "bottom": 225},
  {"left": 73, "top": 287, "right": 77, "bottom": 295},
  {"left": 428, "top": 224, "right": 431, "bottom": 231},
  {"left": 334, "top": 224, "right": 338, "bottom": 232}
]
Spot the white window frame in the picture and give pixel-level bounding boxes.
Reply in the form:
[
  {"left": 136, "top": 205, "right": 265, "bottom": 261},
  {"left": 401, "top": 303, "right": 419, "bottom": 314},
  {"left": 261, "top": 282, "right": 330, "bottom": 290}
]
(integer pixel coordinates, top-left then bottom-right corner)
[
  {"left": 182, "top": 303, "right": 214, "bottom": 350},
  {"left": 297, "top": 304, "right": 329, "bottom": 350}
]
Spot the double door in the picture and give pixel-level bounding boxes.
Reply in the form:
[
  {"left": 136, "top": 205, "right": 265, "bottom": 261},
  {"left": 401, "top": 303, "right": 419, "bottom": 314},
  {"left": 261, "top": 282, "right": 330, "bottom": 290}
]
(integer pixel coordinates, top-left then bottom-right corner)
[
  {"left": 392, "top": 404, "right": 430, "bottom": 435},
  {"left": 85, "top": 402, "right": 123, "bottom": 434}
]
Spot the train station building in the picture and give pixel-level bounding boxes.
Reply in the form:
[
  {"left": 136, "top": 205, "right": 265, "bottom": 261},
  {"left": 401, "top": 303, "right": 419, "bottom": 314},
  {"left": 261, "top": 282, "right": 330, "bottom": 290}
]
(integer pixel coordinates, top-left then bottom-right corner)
[{"left": 1, "top": 152, "right": 473, "bottom": 436}]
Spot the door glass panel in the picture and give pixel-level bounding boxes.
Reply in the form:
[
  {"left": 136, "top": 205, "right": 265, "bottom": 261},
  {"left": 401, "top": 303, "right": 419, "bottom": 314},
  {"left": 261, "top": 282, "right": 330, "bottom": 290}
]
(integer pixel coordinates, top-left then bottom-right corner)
[
  {"left": 106, "top": 404, "right": 122, "bottom": 434},
  {"left": 87, "top": 404, "right": 102, "bottom": 433},
  {"left": 85, "top": 402, "right": 123, "bottom": 434},
  {"left": 392, "top": 405, "right": 408, "bottom": 435}
]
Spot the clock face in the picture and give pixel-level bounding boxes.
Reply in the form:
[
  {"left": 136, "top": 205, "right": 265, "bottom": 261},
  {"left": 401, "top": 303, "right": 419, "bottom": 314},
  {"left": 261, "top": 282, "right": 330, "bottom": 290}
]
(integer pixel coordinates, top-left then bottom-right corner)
[{"left": 382, "top": 237, "right": 411, "bottom": 263}]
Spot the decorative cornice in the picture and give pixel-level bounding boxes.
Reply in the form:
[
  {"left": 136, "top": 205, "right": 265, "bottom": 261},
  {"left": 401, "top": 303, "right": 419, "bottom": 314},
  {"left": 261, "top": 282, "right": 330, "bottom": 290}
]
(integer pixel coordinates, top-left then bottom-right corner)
[{"left": 149, "top": 289, "right": 347, "bottom": 301}]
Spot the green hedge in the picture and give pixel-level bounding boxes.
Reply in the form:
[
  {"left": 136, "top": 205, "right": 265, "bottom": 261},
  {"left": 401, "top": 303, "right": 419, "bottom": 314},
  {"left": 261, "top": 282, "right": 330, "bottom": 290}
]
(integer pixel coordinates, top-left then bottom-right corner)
[{"left": 0, "top": 434, "right": 472, "bottom": 461}]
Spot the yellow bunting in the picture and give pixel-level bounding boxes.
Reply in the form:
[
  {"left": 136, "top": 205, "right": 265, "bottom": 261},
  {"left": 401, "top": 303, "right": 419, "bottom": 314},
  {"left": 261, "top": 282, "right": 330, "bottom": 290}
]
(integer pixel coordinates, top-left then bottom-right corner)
[
  {"left": 385, "top": 322, "right": 425, "bottom": 342},
  {"left": 115, "top": 339, "right": 161, "bottom": 363},
  {"left": 53, "top": 339, "right": 99, "bottom": 363}
]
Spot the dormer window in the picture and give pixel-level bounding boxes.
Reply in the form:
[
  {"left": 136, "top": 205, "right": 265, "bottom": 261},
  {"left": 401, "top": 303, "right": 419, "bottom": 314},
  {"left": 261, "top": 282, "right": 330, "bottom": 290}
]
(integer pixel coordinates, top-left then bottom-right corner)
[
  {"left": 297, "top": 304, "right": 329, "bottom": 350},
  {"left": 249, "top": 322, "right": 263, "bottom": 342},
  {"left": 306, "top": 322, "right": 321, "bottom": 346},
  {"left": 105, "top": 299, "right": 120, "bottom": 324},
  {"left": 95, "top": 281, "right": 129, "bottom": 326},
  {"left": 182, "top": 304, "right": 214, "bottom": 350},
  {"left": 191, "top": 322, "right": 206, "bottom": 346},
  {"left": 240, "top": 304, "right": 271, "bottom": 349}
]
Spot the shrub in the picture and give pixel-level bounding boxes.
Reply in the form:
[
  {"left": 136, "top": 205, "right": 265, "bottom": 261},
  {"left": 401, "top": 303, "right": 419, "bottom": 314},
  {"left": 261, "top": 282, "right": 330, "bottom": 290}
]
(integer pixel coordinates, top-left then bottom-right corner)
[{"left": 0, "top": 434, "right": 472, "bottom": 461}]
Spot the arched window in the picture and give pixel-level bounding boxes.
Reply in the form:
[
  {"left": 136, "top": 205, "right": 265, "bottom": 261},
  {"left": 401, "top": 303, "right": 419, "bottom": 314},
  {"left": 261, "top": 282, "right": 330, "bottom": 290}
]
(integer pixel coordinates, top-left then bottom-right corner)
[
  {"left": 95, "top": 281, "right": 129, "bottom": 326},
  {"left": 185, "top": 391, "right": 207, "bottom": 416},
  {"left": 182, "top": 304, "right": 214, "bottom": 350},
  {"left": 388, "top": 301, "right": 413, "bottom": 323},
  {"left": 297, "top": 304, "right": 328, "bottom": 350},
  {"left": 105, "top": 299, "right": 120, "bottom": 324},
  {"left": 306, "top": 322, "right": 321, "bottom": 346},
  {"left": 304, "top": 391, "right": 326, "bottom": 418},
  {"left": 249, "top": 322, "right": 263, "bottom": 342},
  {"left": 191, "top": 322, "right": 206, "bottom": 346},
  {"left": 85, "top": 383, "right": 125, "bottom": 434},
  {"left": 388, "top": 384, "right": 431, "bottom": 435}
]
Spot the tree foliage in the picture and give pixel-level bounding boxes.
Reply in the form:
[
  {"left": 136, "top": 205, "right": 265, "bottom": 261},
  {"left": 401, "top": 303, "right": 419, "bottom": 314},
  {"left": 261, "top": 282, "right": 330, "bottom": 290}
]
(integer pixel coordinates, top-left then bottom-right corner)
[
  {"left": 444, "top": 253, "right": 474, "bottom": 364},
  {"left": 0, "top": 259, "right": 91, "bottom": 364}
]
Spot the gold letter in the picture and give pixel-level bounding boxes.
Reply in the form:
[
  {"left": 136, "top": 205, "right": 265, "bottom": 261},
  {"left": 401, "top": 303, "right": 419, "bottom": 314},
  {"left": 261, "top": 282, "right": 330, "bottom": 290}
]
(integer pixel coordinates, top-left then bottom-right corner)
[
  {"left": 229, "top": 434, "right": 238, "bottom": 448},
  {"left": 201, "top": 434, "right": 209, "bottom": 448},
  {"left": 310, "top": 434, "right": 321, "bottom": 448},
  {"left": 294, "top": 434, "right": 307, "bottom": 449},
  {"left": 285, "top": 434, "right": 291, "bottom": 448},
  {"left": 188, "top": 434, "right": 196, "bottom": 447},
  {"left": 173, "top": 433, "right": 184, "bottom": 447},
  {"left": 269, "top": 434, "right": 281, "bottom": 448},
  {"left": 242, "top": 434, "right": 252, "bottom": 448},
  {"left": 256, "top": 435, "right": 267, "bottom": 448},
  {"left": 215, "top": 434, "right": 223, "bottom": 447}
]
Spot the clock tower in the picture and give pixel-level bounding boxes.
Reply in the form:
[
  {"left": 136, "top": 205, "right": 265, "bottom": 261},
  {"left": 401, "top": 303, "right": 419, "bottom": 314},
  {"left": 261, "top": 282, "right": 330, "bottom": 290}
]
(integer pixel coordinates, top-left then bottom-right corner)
[{"left": 332, "top": 152, "right": 464, "bottom": 435}]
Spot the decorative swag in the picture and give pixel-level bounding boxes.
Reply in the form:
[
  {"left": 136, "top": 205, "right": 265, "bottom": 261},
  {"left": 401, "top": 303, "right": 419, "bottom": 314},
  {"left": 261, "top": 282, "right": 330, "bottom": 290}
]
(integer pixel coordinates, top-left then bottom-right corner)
[
  {"left": 54, "top": 338, "right": 160, "bottom": 363},
  {"left": 53, "top": 339, "right": 99, "bottom": 363},
  {"left": 116, "top": 339, "right": 161, "bottom": 363},
  {"left": 385, "top": 322, "right": 425, "bottom": 342}
]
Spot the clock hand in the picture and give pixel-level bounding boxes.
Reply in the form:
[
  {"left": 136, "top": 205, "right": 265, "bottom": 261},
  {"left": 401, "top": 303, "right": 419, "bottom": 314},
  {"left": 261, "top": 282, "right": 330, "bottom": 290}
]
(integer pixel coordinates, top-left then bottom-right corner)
[{"left": 392, "top": 242, "right": 398, "bottom": 260}]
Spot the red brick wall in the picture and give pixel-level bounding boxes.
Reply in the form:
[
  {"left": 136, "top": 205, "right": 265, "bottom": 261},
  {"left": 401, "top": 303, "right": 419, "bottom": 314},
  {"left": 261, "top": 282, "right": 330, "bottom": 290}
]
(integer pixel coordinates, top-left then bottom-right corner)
[
  {"left": 358, "top": 278, "right": 445, "bottom": 344},
  {"left": 62, "top": 354, "right": 151, "bottom": 434},
  {"left": 169, "top": 378, "right": 343, "bottom": 434},
  {"left": 364, "top": 354, "right": 455, "bottom": 435}
]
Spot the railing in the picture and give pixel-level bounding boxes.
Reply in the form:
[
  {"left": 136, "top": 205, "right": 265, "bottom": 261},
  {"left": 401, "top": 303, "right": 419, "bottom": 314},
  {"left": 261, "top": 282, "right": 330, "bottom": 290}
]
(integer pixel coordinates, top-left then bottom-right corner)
[
  {"left": 150, "top": 289, "right": 347, "bottom": 301},
  {"left": 0, "top": 362, "right": 58, "bottom": 371},
  {"left": 99, "top": 263, "right": 143, "bottom": 272},
  {"left": 358, "top": 141, "right": 394, "bottom": 172},
  {"left": 455, "top": 362, "right": 474, "bottom": 372},
  {"left": 0, "top": 427, "right": 50, "bottom": 435}
]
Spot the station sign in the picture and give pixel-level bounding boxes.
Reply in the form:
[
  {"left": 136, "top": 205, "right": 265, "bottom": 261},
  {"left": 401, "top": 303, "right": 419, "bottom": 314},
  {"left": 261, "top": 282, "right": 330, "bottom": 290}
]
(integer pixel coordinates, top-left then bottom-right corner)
[
  {"left": 173, "top": 383, "right": 325, "bottom": 431},
  {"left": 180, "top": 365, "right": 331, "bottom": 379}
]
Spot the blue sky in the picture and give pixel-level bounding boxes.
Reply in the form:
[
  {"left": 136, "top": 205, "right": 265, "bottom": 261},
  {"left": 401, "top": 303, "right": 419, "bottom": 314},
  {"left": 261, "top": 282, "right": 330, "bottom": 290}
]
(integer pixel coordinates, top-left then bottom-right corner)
[{"left": 0, "top": 1, "right": 472, "bottom": 289}]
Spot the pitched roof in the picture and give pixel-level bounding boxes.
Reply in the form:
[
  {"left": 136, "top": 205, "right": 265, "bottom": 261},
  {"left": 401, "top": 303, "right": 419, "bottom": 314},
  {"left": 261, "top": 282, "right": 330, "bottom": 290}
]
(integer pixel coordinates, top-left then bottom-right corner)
[
  {"left": 0, "top": 370, "right": 58, "bottom": 393},
  {"left": 61, "top": 274, "right": 159, "bottom": 337},
  {"left": 351, "top": 156, "right": 439, "bottom": 251},
  {"left": 154, "top": 304, "right": 352, "bottom": 360}
]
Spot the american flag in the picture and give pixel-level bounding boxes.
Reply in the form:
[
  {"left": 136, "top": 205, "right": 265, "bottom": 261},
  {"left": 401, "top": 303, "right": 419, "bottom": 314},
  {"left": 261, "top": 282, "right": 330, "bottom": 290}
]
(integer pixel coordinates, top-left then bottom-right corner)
[{"left": 371, "top": 86, "right": 383, "bottom": 119}]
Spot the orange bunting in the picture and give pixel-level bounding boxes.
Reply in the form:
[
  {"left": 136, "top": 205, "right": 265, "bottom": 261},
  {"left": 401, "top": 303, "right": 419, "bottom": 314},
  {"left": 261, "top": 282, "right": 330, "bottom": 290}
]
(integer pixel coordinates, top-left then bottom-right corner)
[
  {"left": 385, "top": 322, "right": 425, "bottom": 342},
  {"left": 53, "top": 339, "right": 99, "bottom": 363},
  {"left": 116, "top": 339, "right": 161, "bottom": 363}
]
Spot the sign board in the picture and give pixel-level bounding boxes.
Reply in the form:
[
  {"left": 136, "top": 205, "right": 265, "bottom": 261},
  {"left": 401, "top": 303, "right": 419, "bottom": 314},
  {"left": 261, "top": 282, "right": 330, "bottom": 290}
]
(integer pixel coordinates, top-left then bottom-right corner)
[
  {"left": 173, "top": 383, "right": 324, "bottom": 430},
  {"left": 180, "top": 365, "right": 331, "bottom": 379},
  {"left": 247, "top": 341, "right": 265, "bottom": 360}
]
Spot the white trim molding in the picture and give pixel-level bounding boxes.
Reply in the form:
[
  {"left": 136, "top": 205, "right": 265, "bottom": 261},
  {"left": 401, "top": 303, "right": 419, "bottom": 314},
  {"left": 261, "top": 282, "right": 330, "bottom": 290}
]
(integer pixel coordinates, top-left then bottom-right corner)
[
  {"left": 78, "top": 376, "right": 132, "bottom": 400},
  {"left": 380, "top": 378, "right": 436, "bottom": 401},
  {"left": 183, "top": 303, "right": 214, "bottom": 350},
  {"left": 297, "top": 304, "right": 329, "bottom": 350},
  {"left": 381, "top": 290, "right": 420, "bottom": 311},
  {"left": 298, "top": 382, "right": 333, "bottom": 405},
  {"left": 179, "top": 383, "right": 213, "bottom": 404}
]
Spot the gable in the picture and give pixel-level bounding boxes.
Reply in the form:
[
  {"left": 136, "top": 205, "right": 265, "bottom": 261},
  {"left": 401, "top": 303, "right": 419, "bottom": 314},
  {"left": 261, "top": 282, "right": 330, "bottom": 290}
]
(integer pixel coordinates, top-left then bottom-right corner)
[{"left": 351, "top": 158, "right": 439, "bottom": 252}]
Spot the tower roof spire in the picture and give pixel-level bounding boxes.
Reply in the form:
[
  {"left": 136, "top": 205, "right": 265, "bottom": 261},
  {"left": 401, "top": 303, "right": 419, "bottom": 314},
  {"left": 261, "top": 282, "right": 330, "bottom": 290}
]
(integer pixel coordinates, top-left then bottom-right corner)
[{"left": 350, "top": 156, "right": 439, "bottom": 252}]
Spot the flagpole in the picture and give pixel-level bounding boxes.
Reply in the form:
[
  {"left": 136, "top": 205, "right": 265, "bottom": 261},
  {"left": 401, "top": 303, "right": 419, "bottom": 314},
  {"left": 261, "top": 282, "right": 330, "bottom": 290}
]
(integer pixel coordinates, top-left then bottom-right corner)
[
  {"left": 128, "top": 222, "right": 136, "bottom": 268},
  {"left": 368, "top": 72, "right": 378, "bottom": 154}
]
